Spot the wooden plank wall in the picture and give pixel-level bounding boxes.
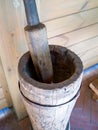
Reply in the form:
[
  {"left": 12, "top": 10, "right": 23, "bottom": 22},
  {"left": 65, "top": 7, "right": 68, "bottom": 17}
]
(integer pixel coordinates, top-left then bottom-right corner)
[
  {"left": 0, "top": 0, "right": 98, "bottom": 119},
  {"left": 0, "top": 58, "right": 12, "bottom": 109},
  {"left": 0, "top": 0, "right": 28, "bottom": 119}
]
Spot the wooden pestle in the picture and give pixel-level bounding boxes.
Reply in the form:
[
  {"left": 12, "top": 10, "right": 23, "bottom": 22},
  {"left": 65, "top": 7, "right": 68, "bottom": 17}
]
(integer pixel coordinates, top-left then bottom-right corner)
[{"left": 23, "top": 0, "right": 53, "bottom": 83}]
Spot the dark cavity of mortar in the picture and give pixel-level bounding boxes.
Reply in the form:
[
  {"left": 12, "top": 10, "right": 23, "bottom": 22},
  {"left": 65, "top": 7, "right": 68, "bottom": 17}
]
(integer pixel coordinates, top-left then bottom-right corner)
[{"left": 25, "top": 49, "right": 75, "bottom": 83}]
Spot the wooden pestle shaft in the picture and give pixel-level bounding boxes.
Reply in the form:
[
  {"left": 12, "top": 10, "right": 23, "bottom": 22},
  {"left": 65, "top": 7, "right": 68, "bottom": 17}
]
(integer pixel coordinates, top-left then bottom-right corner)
[{"left": 23, "top": 0, "right": 53, "bottom": 83}]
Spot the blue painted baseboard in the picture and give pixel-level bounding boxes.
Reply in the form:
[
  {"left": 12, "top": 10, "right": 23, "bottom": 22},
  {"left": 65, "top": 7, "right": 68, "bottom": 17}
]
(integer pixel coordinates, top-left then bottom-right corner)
[{"left": 83, "top": 63, "right": 98, "bottom": 74}]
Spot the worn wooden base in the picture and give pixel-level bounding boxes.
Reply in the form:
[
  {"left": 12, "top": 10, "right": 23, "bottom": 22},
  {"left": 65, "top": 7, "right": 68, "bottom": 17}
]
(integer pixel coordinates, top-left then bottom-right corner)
[{"left": 30, "top": 122, "right": 70, "bottom": 130}]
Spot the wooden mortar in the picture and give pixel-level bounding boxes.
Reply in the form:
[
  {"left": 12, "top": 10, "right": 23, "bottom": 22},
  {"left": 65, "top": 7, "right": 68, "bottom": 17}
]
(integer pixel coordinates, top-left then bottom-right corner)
[{"left": 18, "top": 45, "right": 83, "bottom": 130}]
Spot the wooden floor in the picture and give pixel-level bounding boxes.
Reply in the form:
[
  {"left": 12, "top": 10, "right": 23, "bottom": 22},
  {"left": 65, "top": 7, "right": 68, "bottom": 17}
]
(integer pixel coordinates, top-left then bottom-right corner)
[
  {"left": 70, "top": 67, "right": 98, "bottom": 130},
  {"left": 0, "top": 67, "right": 98, "bottom": 130}
]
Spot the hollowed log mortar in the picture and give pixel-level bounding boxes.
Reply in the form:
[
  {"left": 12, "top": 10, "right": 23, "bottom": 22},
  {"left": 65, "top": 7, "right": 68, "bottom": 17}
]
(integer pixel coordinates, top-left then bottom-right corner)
[{"left": 18, "top": 45, "right": 83, "bottom": 130}]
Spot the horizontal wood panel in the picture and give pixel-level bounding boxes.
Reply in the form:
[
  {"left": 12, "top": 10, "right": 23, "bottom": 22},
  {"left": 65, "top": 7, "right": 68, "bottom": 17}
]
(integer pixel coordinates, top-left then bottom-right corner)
[
  {"left": 39, "top": 0, "right": 98, "bottom": 21},
  {"left": 49, "top": 24, "right": 98, "bottom": 47},
  {"left": 50, "top": 35, "right": 98, "bottom": 68},
  {"left": 84, "top": 55, "right": 98, "bottom": 69},
  {"left": 68, "top": 36, "right": 98, "bottom": 68},
  {"left": 79, "top": 46, "right": 98, "bottom": 63},
  {"left": 45, "top": 8, "right": 98, "bottom": 38},
  {"left": 68, "top": 36, "right": 98, "bottom": 55}
]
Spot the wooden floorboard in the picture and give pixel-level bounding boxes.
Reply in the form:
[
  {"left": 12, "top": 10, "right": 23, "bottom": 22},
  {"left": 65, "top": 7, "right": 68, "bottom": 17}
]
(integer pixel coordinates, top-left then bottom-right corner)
[
  {"left": 0, "top": 67, "right": 98, "bottom": 130},
  {"left": 70, "top": 67, "right": 98, "bottom": 130}
]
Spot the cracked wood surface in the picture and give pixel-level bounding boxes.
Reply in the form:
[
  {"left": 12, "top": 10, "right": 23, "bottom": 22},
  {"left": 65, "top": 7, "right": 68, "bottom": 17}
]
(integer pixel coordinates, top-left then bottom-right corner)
[
  {"left": 0, "top": 69, "right": 98, "bottom": 130},
  {"left": 19, "top": 45, "right": 83, "bottom": 130}
]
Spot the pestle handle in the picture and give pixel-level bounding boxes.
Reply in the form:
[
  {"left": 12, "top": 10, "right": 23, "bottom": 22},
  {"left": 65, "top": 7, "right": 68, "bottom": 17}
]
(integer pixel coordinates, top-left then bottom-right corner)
[
  {"left": 23, "top": 0, "right": 53, "bottom": 83},
  {"left": 23, "top": 0, "right": 39, "bottom": 26}
]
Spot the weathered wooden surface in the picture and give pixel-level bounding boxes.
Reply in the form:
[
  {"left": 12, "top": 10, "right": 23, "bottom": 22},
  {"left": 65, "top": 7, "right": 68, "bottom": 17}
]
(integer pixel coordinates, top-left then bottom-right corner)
[
  {"left": 24, "top": 0, "right": 53, "bottom": 83},
  {"left": 0, "top": 69, "right": 98, "bottom": 130},
  {"left": 25, "top": 24, "right": 53, "bottom": 83},
  {"left": 0, "top": 0, "right": 97, "bottom": 119},
  {"left": 19, "top": 45, "right": 83, "bottom": 130},
  {"left": 49, "top": 24, "right": 98, "bottom": 69},
  {"left": 23, "top": 96, "right": 77, "bottom": 130}
]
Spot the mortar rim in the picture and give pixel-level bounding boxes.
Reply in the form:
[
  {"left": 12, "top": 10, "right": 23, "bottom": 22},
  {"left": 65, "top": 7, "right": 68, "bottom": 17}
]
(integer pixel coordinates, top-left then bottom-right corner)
[{"left": 18, "top": 45, "right": 83, "bottom": 90}]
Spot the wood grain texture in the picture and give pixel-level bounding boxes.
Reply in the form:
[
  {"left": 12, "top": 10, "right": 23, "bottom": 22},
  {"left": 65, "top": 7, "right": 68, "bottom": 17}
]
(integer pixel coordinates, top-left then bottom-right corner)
[
  {"left": 24, "top": 0, "right": 53, "bottom": 83},
  {"left": 25, "top": 24, "right": 53, "bottom": 83},
  {"left": 69, "top": 36, "right": 98, "bottom": 55},
  {"left": 71, "top": 68, "right": 98, "bottom": 130},
  {"left": 0, "top": 88, "right": 5, "bottom": 100},
  {"left": 0, "top": 58, "right": 12, "bottom": 107},
  {"left": 69, "top": 36, "right": 98, "bottom": 68},
  {"left": 1, "top": 70, "right": 98, "bottom": 130},
  {"left": 0, "top": 0, "right": 27, "bottom": 119},
  {"left": 49, "top": 23, "right": 98, "bottom": 47},
  {"left": 49, "top": 26, "right": 98, "bottom": 68},
  {"left": 23, "top": 95, "right": 77, "bottom": 130},
  {"left": 0, "top": 85, "right": 9, "bottom": 110},
  {"left": 79, "top": 46, "right": 98, "bottom": 64},
  {"left": 39, "top": 0, "right": 98, "bottom": 22},
  {"left": 45, "top": 8, "right": 98, "bottom": 38},
  {"left": 19, "top": 45, "right": 83, "bottom": 130},
  {"left": 84, "top": 56, "right": 98, "bottom": 69},
  {"left": 0, "top": 0, "right": 98, "bottom": 120}
]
